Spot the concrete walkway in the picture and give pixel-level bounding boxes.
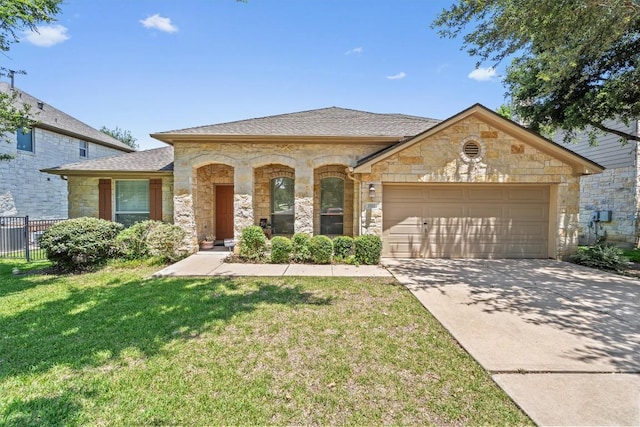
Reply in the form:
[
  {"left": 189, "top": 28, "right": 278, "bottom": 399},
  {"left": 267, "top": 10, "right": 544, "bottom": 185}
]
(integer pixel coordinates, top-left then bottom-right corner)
[
  {"left": 153, "top": 251, "right": 392, "bottom": 278},
  {"left": 384, "top": 258, "right": 640, "bottom": 427}
]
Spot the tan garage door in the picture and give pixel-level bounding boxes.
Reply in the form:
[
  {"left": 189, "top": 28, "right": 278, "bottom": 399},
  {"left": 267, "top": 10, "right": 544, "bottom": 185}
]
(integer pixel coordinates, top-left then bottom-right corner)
[{"left": 382, "top": 185, "right": 550, "bottom": 258}]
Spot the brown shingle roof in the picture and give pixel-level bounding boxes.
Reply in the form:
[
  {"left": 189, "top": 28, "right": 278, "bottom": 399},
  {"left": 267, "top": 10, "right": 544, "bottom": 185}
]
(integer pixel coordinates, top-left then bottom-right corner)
[
  {"left": 42, "top": 146, "right": 173, "bottom": 175},
  {"left": 153, "top": 107, "right": 440, "bottom": 139},
  {"left": 0, "top": 82, "right": 134, "bottom": 152}
]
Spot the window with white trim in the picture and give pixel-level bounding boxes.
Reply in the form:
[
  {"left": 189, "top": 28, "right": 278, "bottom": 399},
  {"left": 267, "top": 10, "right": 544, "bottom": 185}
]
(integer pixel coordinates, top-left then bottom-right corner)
[
  {"left": 115, "top": 180, "right": 149, "bottom": 227},
  {"left": 17, "top": 129, "right": 34, "bottom": 152},
  {"left": 79, "top": 140, "right": 88, "bottom": 158}
]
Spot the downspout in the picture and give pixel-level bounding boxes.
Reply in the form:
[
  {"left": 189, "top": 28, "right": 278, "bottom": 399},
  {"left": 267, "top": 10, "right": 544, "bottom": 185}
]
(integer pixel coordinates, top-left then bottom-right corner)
[{"left": 345, "top": 167, "right": 361, "bottom": 237}]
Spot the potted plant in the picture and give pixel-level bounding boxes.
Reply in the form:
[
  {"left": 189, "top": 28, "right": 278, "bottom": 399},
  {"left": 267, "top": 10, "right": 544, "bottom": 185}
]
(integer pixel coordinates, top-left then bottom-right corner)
[{"left": 199, "top": 234, "right": 215, "bottom": 250}]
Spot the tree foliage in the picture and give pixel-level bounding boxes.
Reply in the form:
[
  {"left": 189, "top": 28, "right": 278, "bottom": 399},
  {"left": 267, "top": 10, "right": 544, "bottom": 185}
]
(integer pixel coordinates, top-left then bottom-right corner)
[
  {"left": 0, "top": 0, "right": 62, "bottom": 159},
  {"left": 433, "top": 0, "right": 640, "bottom": 144},
  {"left": 100, "top": 126, "right": 139, "bottom": 150}
]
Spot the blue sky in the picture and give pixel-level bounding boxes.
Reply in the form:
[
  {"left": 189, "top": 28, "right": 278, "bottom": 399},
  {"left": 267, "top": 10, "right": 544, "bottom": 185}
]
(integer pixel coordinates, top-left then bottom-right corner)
[{"left": 6, "top": 0, "right": 505, "bottom": 150}]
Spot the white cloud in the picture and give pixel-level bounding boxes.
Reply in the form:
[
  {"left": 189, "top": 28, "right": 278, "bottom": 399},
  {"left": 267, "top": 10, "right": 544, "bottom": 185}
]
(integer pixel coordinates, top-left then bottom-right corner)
[
  {"left": 140, "top": 14, "right": 178, "bottom": 33},
  {"left": 24, "top": 25, "right": 70, "bottom": 47},
  {"left": 468, "top": 67, "right": 497, "bottom": 82},
  {"left": 386, "top": 72, "right": 407, "bottom": 80},
  {"left": 345, "top": 47, "right": 363, "bottom": 56}
]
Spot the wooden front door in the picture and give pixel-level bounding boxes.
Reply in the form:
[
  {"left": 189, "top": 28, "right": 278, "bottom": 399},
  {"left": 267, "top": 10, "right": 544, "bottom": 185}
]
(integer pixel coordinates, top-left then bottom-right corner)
[{"left": 215, "top": 185, "right": 234, "bottom": 240}]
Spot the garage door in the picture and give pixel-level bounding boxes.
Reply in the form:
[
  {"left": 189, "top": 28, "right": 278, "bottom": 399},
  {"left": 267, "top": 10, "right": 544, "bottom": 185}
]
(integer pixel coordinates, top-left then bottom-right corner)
[{"left": 382, "top": 185, "right": 550, "bottom": 258}]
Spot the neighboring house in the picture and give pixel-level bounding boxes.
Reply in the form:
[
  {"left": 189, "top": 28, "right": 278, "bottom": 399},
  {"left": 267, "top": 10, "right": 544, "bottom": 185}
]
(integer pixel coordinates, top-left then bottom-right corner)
[
  {"left": 43, "top": 105, "right": 603, "bottom": 259},
  {"left": 556, "top": 120, "right": 639, "bottom": 247},
  {"left": 0, "top": 82, "right": 135, "bottom": 219}
]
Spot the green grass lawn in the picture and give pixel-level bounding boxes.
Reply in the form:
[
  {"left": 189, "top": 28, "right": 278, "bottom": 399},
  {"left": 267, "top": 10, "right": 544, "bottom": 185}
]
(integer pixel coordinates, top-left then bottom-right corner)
[{"left": 0, "top": 259, "right": 531, "bottom": 426}]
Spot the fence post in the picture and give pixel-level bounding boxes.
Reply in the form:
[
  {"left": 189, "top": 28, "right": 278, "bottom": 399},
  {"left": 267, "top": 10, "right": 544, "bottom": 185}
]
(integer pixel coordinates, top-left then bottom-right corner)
[{"left": 25, "top": 215, "right": 30, "bottom": 262}]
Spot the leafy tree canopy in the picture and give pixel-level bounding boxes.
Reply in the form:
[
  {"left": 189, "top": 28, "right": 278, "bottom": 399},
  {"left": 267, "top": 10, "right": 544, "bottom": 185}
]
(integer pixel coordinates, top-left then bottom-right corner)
[
  {"left": 0, "top": 0, "right": 62, "bottom": 159},
  {"left": 433, "top": 0, "right": 640, "bottom": 144},
  {"left": 100, "top": 126, "right": 139, "bottom": 150}
]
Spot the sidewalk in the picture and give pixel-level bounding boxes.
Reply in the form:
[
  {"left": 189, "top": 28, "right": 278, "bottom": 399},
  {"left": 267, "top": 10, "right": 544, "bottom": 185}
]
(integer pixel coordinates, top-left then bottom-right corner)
[{"left": 152, "top": 251, "right": 392, "bottom": 278}]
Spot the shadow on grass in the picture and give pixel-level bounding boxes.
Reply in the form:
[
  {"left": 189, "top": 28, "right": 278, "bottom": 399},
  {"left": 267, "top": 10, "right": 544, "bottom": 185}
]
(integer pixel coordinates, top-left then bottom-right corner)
[
  {"left": 2, "top": 393, "right": 84, "bottom": 427},
  {"left": 0, "top": 275, "right": 332, "bottom": 380}
]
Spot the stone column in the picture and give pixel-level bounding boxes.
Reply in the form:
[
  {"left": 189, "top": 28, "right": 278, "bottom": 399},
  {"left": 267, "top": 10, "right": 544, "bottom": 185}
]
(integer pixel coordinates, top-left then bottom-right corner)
[
  {"left": 360, "top": 181, "right": 382, "bottom": 236},
  {"left": 234, "top": 164, "right": 254, "bottom": 240},
  {"left": 295, "top": 168, "right": 314, "bottom": 235},
  {"left": 173, "top": 166, "right": 198, "bottom": 253}
]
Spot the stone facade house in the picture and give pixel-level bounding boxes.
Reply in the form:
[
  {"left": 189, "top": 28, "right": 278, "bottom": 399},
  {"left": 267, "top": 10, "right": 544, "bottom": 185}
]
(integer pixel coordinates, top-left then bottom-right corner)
[
  {"left": 44, "top": 104, "right": 603, "bottom": 259},
  {"left": 556, "top": 120, "right": 639, "bottom": 247},
  {"left": 0, "top": 82, "right": 135, "bottom": 219}
]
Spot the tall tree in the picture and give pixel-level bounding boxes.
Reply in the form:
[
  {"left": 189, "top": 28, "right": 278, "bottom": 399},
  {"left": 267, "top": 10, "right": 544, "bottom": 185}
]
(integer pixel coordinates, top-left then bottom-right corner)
[
  {"left": 100, "top": 126, "right": 139, "bottom": 150},
  {"left": 433, "top": 0, "right": 640, "bottom": 144},
  {"left": 0, "top": 0, "right": 62, "bottom": 159}
]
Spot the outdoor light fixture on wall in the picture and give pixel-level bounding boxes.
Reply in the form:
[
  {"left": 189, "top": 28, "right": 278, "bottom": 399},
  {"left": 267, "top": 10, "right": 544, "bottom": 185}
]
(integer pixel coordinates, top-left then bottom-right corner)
[{"left": 368, "top": 183, "right": 376, "bottom": 199}]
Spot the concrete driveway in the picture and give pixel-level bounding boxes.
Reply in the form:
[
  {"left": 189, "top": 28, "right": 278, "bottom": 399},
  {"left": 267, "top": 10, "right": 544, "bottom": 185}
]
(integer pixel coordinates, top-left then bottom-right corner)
[{"left": 383, "top": 258, "right": 640, "bottom": 426}]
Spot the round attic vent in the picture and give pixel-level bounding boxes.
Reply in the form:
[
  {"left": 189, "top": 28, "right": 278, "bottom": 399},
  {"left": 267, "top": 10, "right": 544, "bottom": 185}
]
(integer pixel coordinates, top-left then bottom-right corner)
[{"left": 462, "top": 141, "right": 481, "bottom": 159}]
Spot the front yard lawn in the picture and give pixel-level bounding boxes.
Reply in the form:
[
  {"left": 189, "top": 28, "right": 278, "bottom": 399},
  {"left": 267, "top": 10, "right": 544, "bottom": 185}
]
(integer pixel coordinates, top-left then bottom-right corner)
[{"left": 0, "top": 259, "right": 531, "bottom": 426}]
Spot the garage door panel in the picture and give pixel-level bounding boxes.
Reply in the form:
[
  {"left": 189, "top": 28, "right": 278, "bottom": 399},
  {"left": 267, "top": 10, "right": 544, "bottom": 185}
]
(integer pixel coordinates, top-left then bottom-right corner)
[{"left": 383, "top": 185, "right": 550, "bottom": 258}]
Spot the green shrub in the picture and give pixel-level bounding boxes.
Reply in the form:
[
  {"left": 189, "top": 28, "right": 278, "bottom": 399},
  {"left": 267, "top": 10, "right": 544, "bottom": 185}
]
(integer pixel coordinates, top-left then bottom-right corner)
[
  {"left": 270, "top": 236, "right": 293, "bottom": 263},
  {"left": 308, "top": 235, "right": 334, "bottom": 264},
  {"left": 239, "top": 226, "right": 267, "bottom": 261},
  {"left": 39, "top": 217, "right": 124, "bottom": 271},
  {"left": 291, "top": 232, "right": 312, "bottom": 263},
  {"left": 146, "top": 223, "right": 187, "bottom": 263},
  {"left": 115, "top": 220, "right": 162, "bottom": 260},
  {"left": 354, "top": 234, "right": 382, "bottom": 265},
  {"left": 333, "top": 236, "right": 354, "bottom": 259},
  {"left": 572, "top": 243, "right": 630, "bottom": 272}
]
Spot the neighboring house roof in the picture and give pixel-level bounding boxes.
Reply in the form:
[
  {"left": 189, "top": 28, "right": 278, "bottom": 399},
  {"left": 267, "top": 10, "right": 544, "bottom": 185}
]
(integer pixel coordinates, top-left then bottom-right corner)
[
  {"left": 0, "top": 82, "right": 135, "bottom": 152},
  {"left": 354, "top": 104, "right": 605, "bottom": 175},
  {"left": 42, "top": 146, "right": 173, "bottom": 176},
  {"left": 151, "top": 107, "right": 441, "bottom": 143}
]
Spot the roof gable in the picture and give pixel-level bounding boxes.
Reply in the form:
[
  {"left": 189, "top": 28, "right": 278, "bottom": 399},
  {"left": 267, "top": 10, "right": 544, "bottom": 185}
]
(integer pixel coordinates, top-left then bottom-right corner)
[
  {"left": 0, "top": 82, "right": 135, "bottom": 152},
  {"left": 354, "top": 104, "right": 604, "bottom": 175},
  {"left": 152, "top": 107, "right": 441, "bottom": 143}
]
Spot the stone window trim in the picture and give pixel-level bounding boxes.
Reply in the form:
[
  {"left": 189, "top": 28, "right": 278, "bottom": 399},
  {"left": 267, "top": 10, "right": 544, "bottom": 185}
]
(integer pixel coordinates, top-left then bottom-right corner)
[
  {"left": 268, "top": 171, "right": 295, "bottom": 180},
  {"left": 318, "top": 171, "right": 346, "bottom": 181},
  {"left": 458, "top": 136, "right": 486, "bottom": 163}
]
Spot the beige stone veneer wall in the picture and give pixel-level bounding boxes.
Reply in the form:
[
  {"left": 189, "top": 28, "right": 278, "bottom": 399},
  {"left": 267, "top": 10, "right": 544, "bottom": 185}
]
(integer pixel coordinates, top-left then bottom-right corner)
[
  {"left": 357, "top": 116, "right": 582, "bottom": 259},
  {"left": 172, "top": 142, "right": 382, "bottom": 251},
  {"left": 68, "top": 176, "right": 174, "bottom": 224}
]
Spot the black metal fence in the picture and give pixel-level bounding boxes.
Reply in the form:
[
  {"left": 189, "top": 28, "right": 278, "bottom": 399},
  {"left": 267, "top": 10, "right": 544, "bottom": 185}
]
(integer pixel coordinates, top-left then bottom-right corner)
[{"left": 0, "top": 216, "right": 66, "bottom": 261}]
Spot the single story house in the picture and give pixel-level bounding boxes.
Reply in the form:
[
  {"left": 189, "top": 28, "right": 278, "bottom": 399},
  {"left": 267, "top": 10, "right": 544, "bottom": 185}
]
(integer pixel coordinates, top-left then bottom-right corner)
[{"left": 43, "top": 104, "right": 603, "bottom": 259}]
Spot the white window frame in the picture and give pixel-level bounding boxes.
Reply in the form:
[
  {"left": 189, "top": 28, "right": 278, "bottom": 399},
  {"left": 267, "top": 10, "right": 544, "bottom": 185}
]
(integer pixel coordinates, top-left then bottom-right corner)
[
  {"left": 79, "top": 140, "right": 88, "bottom": 158},
  {"left": 114, "top": 179, "right": 150, "bottom": 226},
  {"left": 17, "top": 128, "right": 34, "bottom": 153}
]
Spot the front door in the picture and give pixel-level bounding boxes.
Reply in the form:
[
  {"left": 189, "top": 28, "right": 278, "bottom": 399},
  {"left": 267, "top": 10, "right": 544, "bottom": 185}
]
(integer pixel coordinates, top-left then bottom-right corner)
[{"left": 215, "top": 185, "right": 234, "bottom": 240}]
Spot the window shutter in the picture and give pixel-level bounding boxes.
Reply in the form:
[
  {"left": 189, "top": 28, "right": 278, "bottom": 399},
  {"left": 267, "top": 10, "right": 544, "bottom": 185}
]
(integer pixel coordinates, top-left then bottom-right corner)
[
  {"left": 98, "top": 179, "right": 112, "bottom": 220},
  {"left": 150, "top": 178, "right": 163, "bottom": 221}
]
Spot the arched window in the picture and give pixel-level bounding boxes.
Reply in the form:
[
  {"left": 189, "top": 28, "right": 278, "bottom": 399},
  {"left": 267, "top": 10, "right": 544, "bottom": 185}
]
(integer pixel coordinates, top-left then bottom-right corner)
[
  {"left": 271, "top": 177, "right": 294, "bottom": 235},
  {"left": 320, "top": 177, "right": 344, "bottom": 235}
]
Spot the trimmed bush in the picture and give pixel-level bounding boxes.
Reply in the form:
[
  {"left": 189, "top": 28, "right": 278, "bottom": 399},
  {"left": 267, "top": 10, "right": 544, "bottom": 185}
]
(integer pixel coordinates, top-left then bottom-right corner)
[
  {"left": 572, "top": 243, "right": 630, "bottom": 272},
  {"left": 333, "top": 236, "right": 354, "bottom": 259},
  {"left": 291, "top": 232, "right": 311, "bottom": 263},
  {"left": 308, "top": 235, "right": 334, "bottom": 264},
  {"left": 239, "top": 226, "right": 267, "bottom": 261},
  {"left": 146, "top": 223, "right": 187, "bottom": 263},
  {"left": 354, "top": 234, "right": 382, "bottom": 265},
  {"left": 39, "top": 217, "right": 123, "bottom": 271},
  {"left": 270, "top": 236, "right": 293, "bottom": 264},
  {"left": 115, "top": 220, "right": 162, "bottom": 260}
]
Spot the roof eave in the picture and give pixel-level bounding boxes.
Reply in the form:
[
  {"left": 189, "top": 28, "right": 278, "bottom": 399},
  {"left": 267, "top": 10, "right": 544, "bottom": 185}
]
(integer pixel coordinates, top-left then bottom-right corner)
[
  {"left": 37, "top": 123, "right": 136, "bottom": 153},
  {"left": 150, "top": 133, "right": 404, "bottom": 145},
  {"left": 41, "top": 168, "right": 173, "bottom": 176}
]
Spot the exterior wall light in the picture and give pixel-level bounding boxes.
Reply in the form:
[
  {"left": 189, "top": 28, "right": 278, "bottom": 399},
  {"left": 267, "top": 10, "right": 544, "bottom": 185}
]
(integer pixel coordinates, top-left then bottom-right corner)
[{"left": 368, "top": 183, "right": 376, "bottom": 199}]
